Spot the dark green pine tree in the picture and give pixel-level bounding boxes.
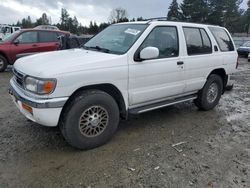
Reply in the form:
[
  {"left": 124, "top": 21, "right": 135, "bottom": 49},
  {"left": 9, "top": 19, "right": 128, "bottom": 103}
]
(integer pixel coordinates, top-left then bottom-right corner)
[
  {"left": 207, "top": 0, "right": 225, "bottom": 25},
  {"left": 247, "top": 0, "right": 250, "bottom": 34},
  {"left": 167, "top": 0, "right": 181, "bottom": 21},
  {"left": 180, "top": 0, "right": 208, "bottom": 23},
  {"left": 223, "top": 0, "right": 243, "bottom": 33}
]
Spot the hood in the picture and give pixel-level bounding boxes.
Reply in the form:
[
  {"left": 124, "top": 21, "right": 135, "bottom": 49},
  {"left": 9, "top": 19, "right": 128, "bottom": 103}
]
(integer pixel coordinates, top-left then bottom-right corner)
[{"left": 14, "top": 49, "right": 123, "bottom": 77}]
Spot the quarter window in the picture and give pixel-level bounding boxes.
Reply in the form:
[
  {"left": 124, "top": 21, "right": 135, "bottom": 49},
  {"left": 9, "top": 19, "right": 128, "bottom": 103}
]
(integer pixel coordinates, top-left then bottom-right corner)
[
  {"left": 183, "top": 27, "right": 212, "bottom": 55},
  {"left": 208, "top": 27, "right": 234, "bottom": 52},
  {"left": 139, "top": 26, "right": 179, "bottom": 59},
  {"left": 15, "top": 31, "right": 38, "bottom": 43},
  {"left": 39, "top": 31, "right": 58, "bottom": 42}
]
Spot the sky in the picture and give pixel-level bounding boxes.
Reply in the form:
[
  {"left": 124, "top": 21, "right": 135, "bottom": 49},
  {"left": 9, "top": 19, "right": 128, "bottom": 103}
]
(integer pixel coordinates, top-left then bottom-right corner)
[{"left": 0, "top": 0, "right": 249, "bottom": 26}]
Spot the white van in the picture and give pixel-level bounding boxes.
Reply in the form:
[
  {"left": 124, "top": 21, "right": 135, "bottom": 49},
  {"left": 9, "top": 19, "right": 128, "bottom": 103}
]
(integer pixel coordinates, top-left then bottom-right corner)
[{"left": 0, "top": 24, "right": 21, "bottom": 40}]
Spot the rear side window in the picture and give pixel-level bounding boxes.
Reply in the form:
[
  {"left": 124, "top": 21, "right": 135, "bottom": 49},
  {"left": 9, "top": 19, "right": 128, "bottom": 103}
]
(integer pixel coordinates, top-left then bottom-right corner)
[
  {"left": 209, "top": 27, "right": 234, "bottom": 52},
  {"left": 183, "top": 27, "right": 212, "bottom": 55},
  {"left": 39, "top": 31, "right": 58, "bottom": 42}
]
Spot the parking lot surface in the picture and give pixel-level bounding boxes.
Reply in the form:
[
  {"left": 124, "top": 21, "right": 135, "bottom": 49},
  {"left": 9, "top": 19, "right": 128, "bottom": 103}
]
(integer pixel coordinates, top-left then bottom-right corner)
[{"left": 0, "top": 59, "right": 249, "bottom": 188}]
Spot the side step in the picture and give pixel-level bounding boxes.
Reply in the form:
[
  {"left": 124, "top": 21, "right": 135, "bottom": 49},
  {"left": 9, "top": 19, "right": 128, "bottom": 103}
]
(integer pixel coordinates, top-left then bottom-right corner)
[{"left": 129, "top": 94, "right": 197, "bottom": 115}]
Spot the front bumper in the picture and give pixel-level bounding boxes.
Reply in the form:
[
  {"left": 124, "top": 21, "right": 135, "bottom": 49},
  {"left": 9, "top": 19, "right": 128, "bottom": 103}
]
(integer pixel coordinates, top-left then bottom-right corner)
[{"left": 9, "top": 78, "right": 68, "bottom": 127}]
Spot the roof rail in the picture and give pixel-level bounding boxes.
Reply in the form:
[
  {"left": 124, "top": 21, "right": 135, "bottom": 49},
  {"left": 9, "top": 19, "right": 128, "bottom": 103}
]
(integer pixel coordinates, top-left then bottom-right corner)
[{"left": 145, "top": 17, "right": 168, "bottom": 22}]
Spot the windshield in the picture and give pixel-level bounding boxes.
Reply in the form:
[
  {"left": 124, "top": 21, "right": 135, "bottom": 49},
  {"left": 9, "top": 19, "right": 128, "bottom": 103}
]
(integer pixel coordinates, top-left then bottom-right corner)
[
  {"left": 242, "top": 41, "right": 250, "bottom": 47},
  {"left": 1, "top": 30, "right": 20, "bottom": 42},
  {"left": 83, "top": 24, "right": 148, "bottom": 54}
]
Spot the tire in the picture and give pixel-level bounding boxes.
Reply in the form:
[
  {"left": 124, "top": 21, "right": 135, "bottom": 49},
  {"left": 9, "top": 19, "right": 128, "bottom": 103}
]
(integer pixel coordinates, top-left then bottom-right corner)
[
  {"left": 60, "top": 90, "right": 120, "bottom": 150},
  {"left": 194, "top": 74, "right": 223, "bottom": 111},
  {"left": 0, "top": 55, "right": 8, "bottom": 72}
]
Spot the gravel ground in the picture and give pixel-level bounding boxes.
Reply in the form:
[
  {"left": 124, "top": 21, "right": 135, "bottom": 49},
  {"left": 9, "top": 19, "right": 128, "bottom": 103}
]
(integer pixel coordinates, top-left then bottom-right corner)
[{"left": 0, "top": 59, "right": 249, "bottom": 188}]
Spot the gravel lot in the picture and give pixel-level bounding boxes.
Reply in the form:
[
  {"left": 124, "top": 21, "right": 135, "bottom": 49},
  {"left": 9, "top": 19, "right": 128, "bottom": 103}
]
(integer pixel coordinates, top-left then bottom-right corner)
[{"left": 0, "top": 59, "right": 249, "bottom": 188}]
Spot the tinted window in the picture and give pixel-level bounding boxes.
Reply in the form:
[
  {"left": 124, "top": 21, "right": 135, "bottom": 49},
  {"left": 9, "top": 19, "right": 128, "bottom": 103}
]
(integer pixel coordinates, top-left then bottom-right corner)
[
  {"left": 183, "top": 27, "right": 212, "bottom": 55},
  {"left": 15, "top": 31, "right": 38, "bottom": 43},
  {"left": 140, "top": 26, "right": 179, "bottom": 58},
  {"left": 209, "top": 27, "right": 234, "bottom": 51},
  {"left": 39, "top": 31, "right": 58, "bottom": 42}
]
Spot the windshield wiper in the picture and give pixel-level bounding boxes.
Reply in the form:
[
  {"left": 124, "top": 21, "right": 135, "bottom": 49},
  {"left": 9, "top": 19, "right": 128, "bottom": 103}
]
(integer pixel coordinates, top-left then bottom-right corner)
[{"left": 83, "top": 45, "right": 110, "bottom": 53}]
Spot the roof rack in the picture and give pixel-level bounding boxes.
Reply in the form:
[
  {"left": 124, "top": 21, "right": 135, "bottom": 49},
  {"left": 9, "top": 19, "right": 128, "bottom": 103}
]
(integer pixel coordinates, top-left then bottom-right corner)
[
  {"left": 144, "top": 17, "right": 220, "bottom": 27},
  {"left": 145, "top": 17, "right": 168, "bottom": 22}
]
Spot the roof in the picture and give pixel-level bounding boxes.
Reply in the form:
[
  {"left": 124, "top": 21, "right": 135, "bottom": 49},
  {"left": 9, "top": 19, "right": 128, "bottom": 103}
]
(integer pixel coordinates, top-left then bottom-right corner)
[
  {"left": 115, "top": 20, "right": 222, "bottom": 28},
  {"left": 20, "top": 28, "right": 69, "bottom": 34}
]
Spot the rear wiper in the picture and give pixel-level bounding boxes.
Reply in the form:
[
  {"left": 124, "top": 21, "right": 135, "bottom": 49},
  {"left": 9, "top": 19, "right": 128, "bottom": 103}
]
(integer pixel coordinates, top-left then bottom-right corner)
[{"left": 84, "top": 45, "right": 110, "bottom": 53}]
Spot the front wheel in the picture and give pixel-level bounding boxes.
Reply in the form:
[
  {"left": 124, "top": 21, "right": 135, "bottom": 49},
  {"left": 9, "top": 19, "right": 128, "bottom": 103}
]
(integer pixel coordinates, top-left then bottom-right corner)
[
  {"left": 60, "top": 90, "right": 120, "bottom": 150},
  {"left": 194, "top": 74, "right": 223, "bottom": 111}
]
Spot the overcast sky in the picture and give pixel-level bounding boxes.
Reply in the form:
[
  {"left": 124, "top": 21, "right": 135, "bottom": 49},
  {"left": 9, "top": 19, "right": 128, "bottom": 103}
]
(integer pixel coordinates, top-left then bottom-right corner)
[{"left": 0, "top": 0, "right": 248, "bottom": 26}]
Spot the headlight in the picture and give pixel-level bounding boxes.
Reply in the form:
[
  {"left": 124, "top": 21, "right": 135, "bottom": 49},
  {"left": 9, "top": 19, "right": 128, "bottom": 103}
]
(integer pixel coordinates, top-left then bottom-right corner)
[{"left": 24, "top": 76, "right": 56, "bottom": 94}]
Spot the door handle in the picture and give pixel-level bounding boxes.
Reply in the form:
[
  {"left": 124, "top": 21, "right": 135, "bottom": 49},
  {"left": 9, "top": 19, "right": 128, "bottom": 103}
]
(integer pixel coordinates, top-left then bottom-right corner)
[
  {"left": 177, "top": 61, "right": 184, "bottom": 65},
  {"left": 32, "top": 44, "right": 38, "bottom": 47}
]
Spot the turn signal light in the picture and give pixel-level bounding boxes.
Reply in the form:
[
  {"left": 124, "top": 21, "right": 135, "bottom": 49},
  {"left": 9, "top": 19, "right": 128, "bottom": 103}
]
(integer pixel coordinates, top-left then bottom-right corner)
[
  {"left": 43, "top": 80, "right": 56, "bottom": 94},
  {"left": 22, "top": 103, "right": 33, "bottom": 114}
]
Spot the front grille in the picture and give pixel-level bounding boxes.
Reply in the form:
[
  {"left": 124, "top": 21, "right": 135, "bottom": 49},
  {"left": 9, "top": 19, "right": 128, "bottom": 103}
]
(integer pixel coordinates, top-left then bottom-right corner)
[{"left": 13, "top": 68, "right": 24, "bottom": 88}]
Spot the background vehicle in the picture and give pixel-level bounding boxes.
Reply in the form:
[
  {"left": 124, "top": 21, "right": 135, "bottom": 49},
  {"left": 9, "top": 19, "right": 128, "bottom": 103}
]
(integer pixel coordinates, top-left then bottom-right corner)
[
  {"left": 9, "top": 20, "right": 238, "bottom": 149},
  {"left": 0, "top": 24, "right": 21, "bottom": 41},
  {"left": 237, "top": 41, "right": 250, "bottom": 57},
  {"left": 0, "top": 28, "right": 69, "bottom": 72},
  {"left": 34, "top": 25, "right": 59, "bottom": 30},
  {"left": 58, "top": 34, "right": 92, "bottom": 50}
]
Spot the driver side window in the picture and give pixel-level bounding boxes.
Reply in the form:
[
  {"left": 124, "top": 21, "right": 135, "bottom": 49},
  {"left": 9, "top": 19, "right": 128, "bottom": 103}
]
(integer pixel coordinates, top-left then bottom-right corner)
[
  {"left": 140, "top": 26, "right": 179, "bottom": 58},
  {"left": 15, "top": 31, "right": 38, "bottom": 44}
]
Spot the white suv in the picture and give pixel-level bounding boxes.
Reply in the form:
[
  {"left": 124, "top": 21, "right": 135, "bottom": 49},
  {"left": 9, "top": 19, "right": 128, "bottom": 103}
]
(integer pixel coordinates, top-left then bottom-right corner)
[{"left": 9, "top": 20, "right": 238, "bottom": 149}]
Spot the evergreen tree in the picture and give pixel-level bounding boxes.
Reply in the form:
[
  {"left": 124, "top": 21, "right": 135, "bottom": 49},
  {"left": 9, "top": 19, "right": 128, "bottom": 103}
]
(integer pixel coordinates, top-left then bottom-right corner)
[
  {"left": 167, "top": 0, "right": 181, "bottom": 21},
  {"left": 207, "top": 0, "right": 243, "bottom": 32},
  {"left": 180, "top": 0, "right": 208, "bottom": 22},
  {"left": 245, "top": 0, "right": 250, "bottom": 34},
  {"left": 60, "top": 8, "right": 70, "bottom": 30}
]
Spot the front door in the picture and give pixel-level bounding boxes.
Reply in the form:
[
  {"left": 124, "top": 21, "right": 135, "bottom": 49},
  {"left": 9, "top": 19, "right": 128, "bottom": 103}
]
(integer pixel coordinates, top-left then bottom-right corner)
[
  {"left": 10, "top": 31, "right": 39, "bottom": 62},
  {"left": 128, "top": 26, "right": 185, "bottom": 106}
]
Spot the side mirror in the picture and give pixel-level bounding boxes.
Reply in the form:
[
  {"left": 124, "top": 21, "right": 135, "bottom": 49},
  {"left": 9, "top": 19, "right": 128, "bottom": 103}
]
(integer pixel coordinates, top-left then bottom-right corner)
[
  {"left": 13, "top": 40, "right": 19, "bottom": 45},
  {"left": 140, "top": 47, "right": 159, "bottom": 60}
]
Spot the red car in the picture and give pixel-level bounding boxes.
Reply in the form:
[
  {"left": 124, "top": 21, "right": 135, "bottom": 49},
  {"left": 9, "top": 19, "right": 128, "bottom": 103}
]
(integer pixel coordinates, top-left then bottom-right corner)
[{"left": 0, "top": 28, "right": 69, "bottom": 72}]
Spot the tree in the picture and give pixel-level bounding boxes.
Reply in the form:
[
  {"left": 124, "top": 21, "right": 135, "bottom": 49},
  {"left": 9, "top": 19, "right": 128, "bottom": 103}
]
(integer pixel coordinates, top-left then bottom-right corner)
[
  {"left": 207, "top": 0, "right": 243, "bottom": 32},
  {"left": 109, "top": 8, "right": 128, "bottom": 23},
  {"left": 167, "top": 0, "right": 181, "bottom": 21},
  {"left": 35, "top": 13, "right": 50, "bottom": 26},
  {"left": 180, "top": 0, "right": 208, "bottom": 23},
  {"left": 245, "top": 0, "right": 250, "bottom": 34},
  {"left": 60, "top": 8, "right": 70, "bottom": 30}
]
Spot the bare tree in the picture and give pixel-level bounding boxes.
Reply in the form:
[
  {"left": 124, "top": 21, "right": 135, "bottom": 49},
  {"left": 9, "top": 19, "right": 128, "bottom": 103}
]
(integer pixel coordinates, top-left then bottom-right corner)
[{"left": 109, "top": 8, "right": 128, "bottom": 23}]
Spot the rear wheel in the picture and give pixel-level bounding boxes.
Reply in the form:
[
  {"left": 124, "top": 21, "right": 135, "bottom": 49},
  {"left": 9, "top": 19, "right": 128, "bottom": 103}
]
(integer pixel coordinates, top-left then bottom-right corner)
[
  {"left": 194, "top": 74, "right": 223, "bottom": 111},
  {"left": 60, "top": 90, "right": 120, "bottom": 150},
  {"left": 0, "top": 55, "right": 8, "bottom": 72}
]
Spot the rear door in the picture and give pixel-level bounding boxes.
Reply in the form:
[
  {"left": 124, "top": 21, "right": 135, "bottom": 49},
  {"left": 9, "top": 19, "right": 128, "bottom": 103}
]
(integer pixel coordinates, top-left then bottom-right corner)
[
  {"left": 37, "top": 31, "right": 60, "bottom": 52},
  {"left": 181, "top": 27, "right": 216, "bottom": 93},
  {"left": 9, "top": 31, "right": 39, "bottom": 62}
]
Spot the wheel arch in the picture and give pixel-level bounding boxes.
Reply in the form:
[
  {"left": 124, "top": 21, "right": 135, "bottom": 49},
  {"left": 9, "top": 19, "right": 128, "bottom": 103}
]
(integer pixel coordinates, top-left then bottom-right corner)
[
  {"left": 0, "top": 51, "right": 10, "bottom": 64},
  {"left": 60, "top": 83, "right": 128, "bottom": 121},
  {"left": 207, "top": 68, "right": 228, "bottom": 92}
]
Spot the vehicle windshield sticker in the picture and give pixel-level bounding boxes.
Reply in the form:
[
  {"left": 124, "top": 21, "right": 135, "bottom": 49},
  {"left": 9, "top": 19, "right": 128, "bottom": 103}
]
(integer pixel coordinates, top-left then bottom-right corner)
[{"left": 125, "top": 28, "right": 141, "bottom": 35}]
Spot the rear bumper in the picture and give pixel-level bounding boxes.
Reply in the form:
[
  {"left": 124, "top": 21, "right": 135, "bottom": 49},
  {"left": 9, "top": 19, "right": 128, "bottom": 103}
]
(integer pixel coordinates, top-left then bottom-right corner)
[{"left": 9, "top": 78, "right": 68, "bottom": 127}]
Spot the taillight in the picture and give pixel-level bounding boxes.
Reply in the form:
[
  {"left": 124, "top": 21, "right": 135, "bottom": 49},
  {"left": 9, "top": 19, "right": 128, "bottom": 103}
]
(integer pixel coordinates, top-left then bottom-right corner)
[{"left": 236, "top": 56, "right": 239, "bottom": 69}]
